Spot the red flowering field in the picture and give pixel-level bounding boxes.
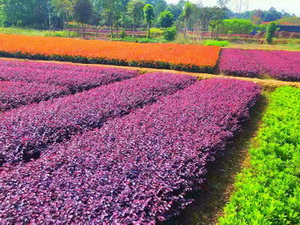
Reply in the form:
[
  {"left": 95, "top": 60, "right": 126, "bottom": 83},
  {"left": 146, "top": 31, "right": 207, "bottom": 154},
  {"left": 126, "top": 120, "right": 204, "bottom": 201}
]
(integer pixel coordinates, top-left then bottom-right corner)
[{"left": 0, "top": 34, "right": 220, "bottom": 72}]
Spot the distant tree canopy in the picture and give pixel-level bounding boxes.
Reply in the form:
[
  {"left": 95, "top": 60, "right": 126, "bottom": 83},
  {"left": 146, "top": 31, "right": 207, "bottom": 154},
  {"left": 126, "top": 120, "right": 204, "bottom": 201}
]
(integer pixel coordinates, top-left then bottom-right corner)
[
  {"left": 1, "top": 0, "right": 51, "bottom": 28},
  {"left": 0, "top": 0, "right": 299, "bottom": 38}
]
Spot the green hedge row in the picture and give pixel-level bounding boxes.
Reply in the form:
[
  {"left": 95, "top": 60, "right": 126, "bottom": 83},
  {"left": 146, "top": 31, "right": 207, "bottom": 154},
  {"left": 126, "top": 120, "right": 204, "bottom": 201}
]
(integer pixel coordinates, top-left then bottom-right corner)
[
  {"left": 0, "top": 51, "right": 215, "bottom": 73},
  {"left": 219, "top": 86, "right": 300, "bottom": 225}
]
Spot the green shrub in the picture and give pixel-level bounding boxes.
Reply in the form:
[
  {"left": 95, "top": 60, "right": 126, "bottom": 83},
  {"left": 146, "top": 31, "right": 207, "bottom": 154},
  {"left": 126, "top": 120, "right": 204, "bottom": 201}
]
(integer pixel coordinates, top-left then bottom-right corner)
[
  {"left": 217, "top": 19, "right": 254, "bottom": 35},
  {"left": 163, "top": 26, "right": 177, "bottom": 41},
  {"left": 204, "top": 40, "right": 229, "bottom": 47},
  {"left": 219, "top": 86, "right": 300, "bottom": 225},
  {"left": 157, "top": 10, "right": 174, "bottom": 28}
]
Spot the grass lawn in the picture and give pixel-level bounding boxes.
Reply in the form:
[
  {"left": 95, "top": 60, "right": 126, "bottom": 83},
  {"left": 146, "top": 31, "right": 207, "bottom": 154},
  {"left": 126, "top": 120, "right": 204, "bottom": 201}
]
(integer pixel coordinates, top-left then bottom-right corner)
[{"left": 0, "top": 27, "right": 79, "bottom": 38}]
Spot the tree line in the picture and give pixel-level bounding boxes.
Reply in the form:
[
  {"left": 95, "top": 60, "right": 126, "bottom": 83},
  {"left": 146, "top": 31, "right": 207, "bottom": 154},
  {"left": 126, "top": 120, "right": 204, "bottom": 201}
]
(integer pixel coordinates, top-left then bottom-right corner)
[{"left": 0, "top": 0, "right": 298, "bottom": 38}]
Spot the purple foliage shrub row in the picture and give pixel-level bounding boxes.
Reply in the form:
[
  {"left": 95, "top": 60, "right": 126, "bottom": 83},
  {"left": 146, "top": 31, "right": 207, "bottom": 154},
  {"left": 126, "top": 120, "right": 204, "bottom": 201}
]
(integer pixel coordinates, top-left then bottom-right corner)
[
  {"left": 0, "top": 59, "right": 124, "bottom": 74},
  {"left": 0, "top": 79, "right": 261, "bottom": 224},
  {"left": 219, "top": 49, "right": 261, "bottom": 77},
  {"left": 0, "top": 81, "right": 68, "bottom": 112},
  {"left": 0, "top": 73, "right": 196, "bottom": 166},
  {"left": 219, "top": 49, "right": 300, "bottom": 81},
  {"left": 0, "top": 61, "right": 139, "bottom": 93}
]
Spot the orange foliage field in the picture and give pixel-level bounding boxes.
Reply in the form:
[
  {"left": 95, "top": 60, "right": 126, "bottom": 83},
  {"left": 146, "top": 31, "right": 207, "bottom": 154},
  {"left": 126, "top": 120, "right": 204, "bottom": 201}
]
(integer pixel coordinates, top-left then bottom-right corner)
[{"left": 0, "top": 34, "right": 220, "bottom": 70}]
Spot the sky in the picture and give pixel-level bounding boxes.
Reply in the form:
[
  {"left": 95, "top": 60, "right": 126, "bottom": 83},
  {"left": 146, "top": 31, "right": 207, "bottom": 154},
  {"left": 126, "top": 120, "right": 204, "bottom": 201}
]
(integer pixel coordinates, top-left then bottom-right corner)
[{"left": 166, "top": 0, "right": 300, "bottom": 16}]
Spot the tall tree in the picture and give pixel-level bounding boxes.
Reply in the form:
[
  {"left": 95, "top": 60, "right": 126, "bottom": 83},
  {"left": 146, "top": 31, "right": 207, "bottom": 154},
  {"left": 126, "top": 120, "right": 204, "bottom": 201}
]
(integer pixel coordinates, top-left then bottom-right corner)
[
  {"left": 266, "top": 21, "right": 276, "bottom": 44},
  {"left": 51, "top": 0, "right": 74, "bottom": 36},
  {"left": 182, "top": 2, "right": 193, "bottom": 38},
  {"left": 143, "top": 4, "right": 155, "bottom": 38},
  {"left": 127, "top": 0, "right": 145, "bottom": 36},
  {"left": 73, "top": 0, "right": 93, "bottom": 38}
]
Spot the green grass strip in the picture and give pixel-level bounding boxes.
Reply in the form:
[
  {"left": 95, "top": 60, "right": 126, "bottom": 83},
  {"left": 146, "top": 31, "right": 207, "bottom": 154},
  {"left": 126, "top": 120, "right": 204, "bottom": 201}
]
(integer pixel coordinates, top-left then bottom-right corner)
[{"left": 219, "top": 86, "right": 300, "bottom": 225}]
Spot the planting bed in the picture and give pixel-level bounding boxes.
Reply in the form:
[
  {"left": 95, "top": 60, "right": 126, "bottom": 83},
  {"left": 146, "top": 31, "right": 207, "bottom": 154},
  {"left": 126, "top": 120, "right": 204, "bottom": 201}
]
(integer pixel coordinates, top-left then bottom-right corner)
[
  {"left": 0, "top": 81, "right": 68, "bottom": 111},
  {"left": 0, "top": 34, "right": 220, "bottom": 72},
  {"left": 0, "top": 73, "right": 196, "bottom": 166},
  {"left": 219, "top": 49, "right": 300, "bottom": 81},
  {"left": 0, "top": 78, "right": 261, "bottom": 224}
]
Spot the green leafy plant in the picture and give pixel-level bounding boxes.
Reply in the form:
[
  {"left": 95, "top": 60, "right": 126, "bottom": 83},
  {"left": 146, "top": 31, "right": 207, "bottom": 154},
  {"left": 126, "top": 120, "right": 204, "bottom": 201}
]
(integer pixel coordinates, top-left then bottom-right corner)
[
  {"left": 157, "top": 10, "right": 174, "bottom": 28},
  {"left": 120, "top": 29, "right": 126, "bottom": 38},
  {"left": 219, "top": 86, "right": 300, "bottom": 225}
]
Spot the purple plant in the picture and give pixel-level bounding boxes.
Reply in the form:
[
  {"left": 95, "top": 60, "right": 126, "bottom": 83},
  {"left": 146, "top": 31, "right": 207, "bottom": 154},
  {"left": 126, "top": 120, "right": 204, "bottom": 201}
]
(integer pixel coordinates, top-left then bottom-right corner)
[
  {"left": 0, "top": 59, "right": 130, "bottom": 74},
  {"left": 0, "top": 73, "right": 196, "bottom": 166},
  {"left": 0, "top": 81, "right": 68, "bottom": 112},
  {"left": 219, "top": 49, "right": 300, "bottom": 81},
  {"left": 0, "top": 78, "right": 261, "bottom": 224},
  {"left": 219, "top": 49, "right": 261, "bottom": 77},
  {"left": 0, "top": 60, "right": 139, "bottom": 93}
]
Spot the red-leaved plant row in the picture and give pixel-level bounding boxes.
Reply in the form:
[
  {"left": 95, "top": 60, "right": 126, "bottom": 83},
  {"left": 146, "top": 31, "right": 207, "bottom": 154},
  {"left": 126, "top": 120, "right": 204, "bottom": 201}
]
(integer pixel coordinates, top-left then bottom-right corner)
[
  {"left": 0, "top": 61, "right": 139, "bottom": 94},
  {"left": 219, "top": 49, "right": 300, "bottom": 81},
  {"left": 0, "top": 78, "right": 261, "bottom": 224},
  {"left": 0, "top": 81, "right": 68, "bottom": 112},
  {"left": 0, "top": 73, "right": 197, "bottom": 167}
]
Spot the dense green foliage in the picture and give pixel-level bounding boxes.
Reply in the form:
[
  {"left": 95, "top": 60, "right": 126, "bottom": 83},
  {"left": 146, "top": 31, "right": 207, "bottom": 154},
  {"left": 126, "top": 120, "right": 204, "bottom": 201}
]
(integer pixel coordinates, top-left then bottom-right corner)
[
  {"left": 219, "top": 86, "right": 300, "bottom": 225},
  {"left": 266, "top": 22, "right": 277, "bottom": 44},
  {"left": 217, "top": 19, "right": 253, "bottom": 35},
  {"left": 0, "top": 0, "right": 54, "bottom": 29},
  {"left": 163, "top": 26, "right": 177, "bottom": 41}
]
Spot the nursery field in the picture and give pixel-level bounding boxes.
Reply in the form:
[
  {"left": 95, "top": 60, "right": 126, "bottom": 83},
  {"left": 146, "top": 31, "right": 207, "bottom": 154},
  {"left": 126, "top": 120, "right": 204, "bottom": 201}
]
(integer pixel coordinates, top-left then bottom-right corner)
[
  {"left": 0, "top": 50, "right": 299, "bottom": 224},
  {"left": 0, "top": 34, "right": 300, "bottom": 82}
]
